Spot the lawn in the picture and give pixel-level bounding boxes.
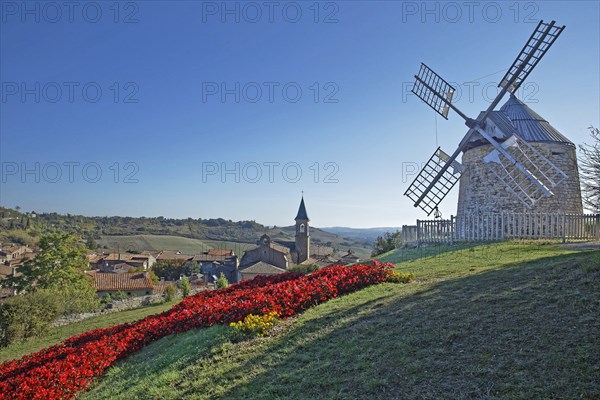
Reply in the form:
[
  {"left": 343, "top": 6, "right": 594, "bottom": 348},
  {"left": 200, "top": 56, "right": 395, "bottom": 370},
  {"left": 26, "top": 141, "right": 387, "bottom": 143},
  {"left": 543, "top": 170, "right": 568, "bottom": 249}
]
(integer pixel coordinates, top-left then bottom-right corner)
[
  {"left": 80, "top": 242, "right": 600, "bottom": 399},
  {"left": 0, "top": 301, "right": 177, "bottom": 363}
]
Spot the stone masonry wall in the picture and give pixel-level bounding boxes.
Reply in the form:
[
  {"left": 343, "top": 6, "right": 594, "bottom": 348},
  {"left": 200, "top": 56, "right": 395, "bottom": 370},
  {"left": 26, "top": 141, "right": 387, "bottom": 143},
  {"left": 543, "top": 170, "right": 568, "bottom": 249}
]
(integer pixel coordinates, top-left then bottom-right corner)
[{"left": 456, "top": 142, "right": 583, "bottom": 218}]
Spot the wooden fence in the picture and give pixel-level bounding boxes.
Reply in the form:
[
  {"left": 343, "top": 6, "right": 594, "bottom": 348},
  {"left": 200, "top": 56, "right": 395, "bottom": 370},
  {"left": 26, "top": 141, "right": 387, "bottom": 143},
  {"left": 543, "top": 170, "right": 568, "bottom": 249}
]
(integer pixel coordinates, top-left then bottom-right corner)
[{"left": 414, "top": 213, "right": 600, "bottom": 244}]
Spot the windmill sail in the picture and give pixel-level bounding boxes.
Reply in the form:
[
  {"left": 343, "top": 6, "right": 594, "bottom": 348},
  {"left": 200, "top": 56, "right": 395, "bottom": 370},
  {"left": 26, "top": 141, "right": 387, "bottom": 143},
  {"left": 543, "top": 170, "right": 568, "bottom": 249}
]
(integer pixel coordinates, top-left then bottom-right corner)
[
  {"left": 412, "top": 63, "right": 456, "bottom": 120},
  {"left": 404, "top": 148, "right": 463, "bottom": 216},
  {"left": 405, "top": 20, "right": 566, "bottom": 214},
  {"left": 499, "top": 20, "right": 565, "bottom": 94}
]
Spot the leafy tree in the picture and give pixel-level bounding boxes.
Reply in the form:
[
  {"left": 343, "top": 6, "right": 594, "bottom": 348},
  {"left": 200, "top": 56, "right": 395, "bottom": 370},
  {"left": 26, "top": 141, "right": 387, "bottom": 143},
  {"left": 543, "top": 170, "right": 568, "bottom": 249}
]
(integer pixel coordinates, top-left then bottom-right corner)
[
  {"left": 579, "top": 126, "right": 600, "bottom": 212},
  {"left": 148, "top": 270, "right": 159, "bottom": 285},
  {"left": 216, "top": 272, "right": 229, "bottom": 289},
  {"left": 182, "top": 261, "right": 200, "bottom": 276},
  {"left": 85, "top": 236, "right": 97, "bottom": 250},
  {"left": 179, "top": 276, "right": 191, "bottom": 297},
  {"left": 6, "top": 233, "right": 98, "bottom": 313},
  {"left": 8, "top": 233, "right": 89, "bottom": 292},
  {"left": 371, "top": 231, "right": 402, "bottom": 257},
  {"left": 152, "top": 259, "right": 186, "bottom": 281}
]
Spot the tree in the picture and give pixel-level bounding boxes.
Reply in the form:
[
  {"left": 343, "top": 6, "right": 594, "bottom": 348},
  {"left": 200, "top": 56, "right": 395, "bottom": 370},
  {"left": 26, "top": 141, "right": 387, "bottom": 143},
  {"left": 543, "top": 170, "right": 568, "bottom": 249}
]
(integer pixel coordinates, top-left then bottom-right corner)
[
  {"left": 179, "top": 276, "right": 191, "bottom": 297},
  {"left": 8, "top": 233, "right": 89, "bottom": 292},
  {"left": 579, "top": 126, "right": 600, "bottom": 212},
  {"left": 216, "top": 272, "right": 229, "bottom": 289},
  {"left": 6, "top": 233, "right": 98, "bottom": 313},
  {"left": 152, "top": 259, "right": 186, "bottom": 281},
  {"left": 148, "top": 270, "right": 159, "bottom": 285},
  {"left": 371, "top": 231, "right": 402, "bottom": 257},
  {"left": 85, "top": 236, "right": 97, "bottom": 251}
]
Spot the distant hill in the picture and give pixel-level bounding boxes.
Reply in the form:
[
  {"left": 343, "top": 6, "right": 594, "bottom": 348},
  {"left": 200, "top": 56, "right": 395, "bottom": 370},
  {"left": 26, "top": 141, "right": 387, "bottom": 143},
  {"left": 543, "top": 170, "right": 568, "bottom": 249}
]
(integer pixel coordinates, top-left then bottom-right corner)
[
  {"left": 0, "top": 207, "right": 373, "bottom": 259},
  {"left": 320, "top": 227, "right": 402, "bottom": 244},
  {"left": 267, "top": 226, "right": 372, "bottom": 259}
]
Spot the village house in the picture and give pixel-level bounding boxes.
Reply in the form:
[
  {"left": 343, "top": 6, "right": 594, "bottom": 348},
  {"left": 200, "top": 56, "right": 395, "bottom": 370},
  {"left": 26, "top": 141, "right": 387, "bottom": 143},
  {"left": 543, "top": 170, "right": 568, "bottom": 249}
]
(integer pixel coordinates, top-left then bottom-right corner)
[
  {"left": 88, "top": 252, "right": 157, "bottom": 271},
  {"left": 0, "top": 244, "right": 33, "bottom": 265},
  {"left": 156, "top": 250, "right": 195, "bottom": 263},
  {"left": 191, "top": 249, "right": 239, "bottom": 284},
  {"left": 0, "top": 244, "right": 37, "bottom": 293},
  {"left": 85, "top": 270, "right": 156, "bottom": 297},
  {"left": 338, "top": 249, "right": 361, "bottom": 265}
]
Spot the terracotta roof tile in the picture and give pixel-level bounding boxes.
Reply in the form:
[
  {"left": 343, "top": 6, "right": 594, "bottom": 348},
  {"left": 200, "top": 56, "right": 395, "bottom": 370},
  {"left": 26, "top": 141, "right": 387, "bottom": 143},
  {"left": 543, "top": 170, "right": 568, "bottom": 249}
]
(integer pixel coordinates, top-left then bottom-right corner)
[
  {"left": 207, "top": 249, "right": 233, "bottom": 256},
  {"left": 86, "top": 271, "right": 154, "bottom": 291}
]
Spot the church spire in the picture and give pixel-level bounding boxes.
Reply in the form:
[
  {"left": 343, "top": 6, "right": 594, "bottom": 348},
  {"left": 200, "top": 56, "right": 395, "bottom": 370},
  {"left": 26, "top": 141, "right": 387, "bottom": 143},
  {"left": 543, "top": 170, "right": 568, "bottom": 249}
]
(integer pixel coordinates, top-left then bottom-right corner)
[{"left": 295, "top": 196, "right": 309, "bottom": 221}]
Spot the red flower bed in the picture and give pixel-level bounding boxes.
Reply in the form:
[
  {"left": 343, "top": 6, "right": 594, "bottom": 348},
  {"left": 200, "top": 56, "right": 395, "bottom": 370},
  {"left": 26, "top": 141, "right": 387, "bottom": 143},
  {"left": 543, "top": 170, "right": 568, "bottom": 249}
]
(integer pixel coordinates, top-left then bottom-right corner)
[{"left": 0, "top": 262, "right": 393, "bottom": 400}]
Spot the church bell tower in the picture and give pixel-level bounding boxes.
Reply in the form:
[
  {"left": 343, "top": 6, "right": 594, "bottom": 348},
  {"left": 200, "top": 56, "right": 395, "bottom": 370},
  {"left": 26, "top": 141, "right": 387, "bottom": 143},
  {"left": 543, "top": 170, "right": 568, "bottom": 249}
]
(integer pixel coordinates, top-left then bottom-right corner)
[{"left": 294, "top": 196, "right": 310, "bottom": 263}]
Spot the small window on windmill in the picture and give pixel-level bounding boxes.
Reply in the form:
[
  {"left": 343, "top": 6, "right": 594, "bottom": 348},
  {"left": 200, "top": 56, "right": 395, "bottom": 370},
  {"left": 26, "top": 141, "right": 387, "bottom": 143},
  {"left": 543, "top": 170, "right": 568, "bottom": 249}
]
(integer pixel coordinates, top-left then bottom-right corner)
[{"left": 551, "top": 151, "right": 564, "bottom": 156}]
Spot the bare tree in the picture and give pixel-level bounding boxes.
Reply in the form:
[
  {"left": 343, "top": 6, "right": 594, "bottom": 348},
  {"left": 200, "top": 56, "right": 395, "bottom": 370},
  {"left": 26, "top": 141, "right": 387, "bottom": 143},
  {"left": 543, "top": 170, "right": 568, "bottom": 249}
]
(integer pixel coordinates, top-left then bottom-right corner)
[{"left": 578, "top": 126, "right": 600, "bottom": 212}]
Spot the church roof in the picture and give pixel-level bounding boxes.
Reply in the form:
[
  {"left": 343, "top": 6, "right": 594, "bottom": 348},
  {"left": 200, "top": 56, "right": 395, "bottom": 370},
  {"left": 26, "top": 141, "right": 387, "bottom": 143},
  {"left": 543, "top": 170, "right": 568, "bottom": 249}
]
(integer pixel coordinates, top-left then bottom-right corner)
[
  {"left": 498, "top": 95, "right": 574, "bottom": 146},
  {"left": 240, "top": 261, "right": 287, "bottom": 275},
  {"left": 295, "top": 197, "right": 309, "bottom": 221}
]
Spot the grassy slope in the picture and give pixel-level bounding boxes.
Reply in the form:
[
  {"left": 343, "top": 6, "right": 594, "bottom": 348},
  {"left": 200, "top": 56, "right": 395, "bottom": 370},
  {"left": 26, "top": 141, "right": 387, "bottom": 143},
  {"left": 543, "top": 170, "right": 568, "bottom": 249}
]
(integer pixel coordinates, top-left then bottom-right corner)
[
  {"left": 0, "top": 301, "right": 177, "bottom": 362},
  {"left": 81, "top": 242, "right": 600, "bottom": 399},
  {"left": 98, "top": 235, "right": 214, "bottom": 254}
]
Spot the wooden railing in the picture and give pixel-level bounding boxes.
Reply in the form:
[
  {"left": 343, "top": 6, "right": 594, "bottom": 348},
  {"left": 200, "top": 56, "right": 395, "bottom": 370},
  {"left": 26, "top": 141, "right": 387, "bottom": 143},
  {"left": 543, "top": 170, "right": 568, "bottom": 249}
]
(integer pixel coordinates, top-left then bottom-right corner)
[{"left": 413, "top": 213, "right": 600, "bottom": 244}]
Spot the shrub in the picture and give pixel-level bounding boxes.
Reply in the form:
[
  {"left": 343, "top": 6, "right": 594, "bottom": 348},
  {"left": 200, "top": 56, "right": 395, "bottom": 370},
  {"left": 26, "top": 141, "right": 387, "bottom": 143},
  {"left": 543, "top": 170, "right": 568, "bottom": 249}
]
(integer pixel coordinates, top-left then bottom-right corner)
[
  {"left": 100, "top": 293, "right": 112, "bottom": 304},
  {"left": 164, "top": 284, "right": 177, "bottom": 302},
  {"left": 111, "top": 291, "right": 129, "bottom": 301},
  {"left": 148, "top": 270, "right": 159, "bottom": 285},
  {"left": 215, "top": 272, "right": 229, "bottom": 289},
  {"left": 179, "top": 276, "right": 191, "bottom": 298},
  {"left": 230, "top": 312, "right": 280, "bottom": 338},
  {"left": 0, "top": 290, "right": 62, "bottom": 348},
  {"left": 58, "top": 283, "right": 100, "bottom": 315},
  {"left": 289, "top": 264, "right": 320, "bottom": 274},
  {"left": 387, "top": 271, "right": 414, "bottom": 284}
]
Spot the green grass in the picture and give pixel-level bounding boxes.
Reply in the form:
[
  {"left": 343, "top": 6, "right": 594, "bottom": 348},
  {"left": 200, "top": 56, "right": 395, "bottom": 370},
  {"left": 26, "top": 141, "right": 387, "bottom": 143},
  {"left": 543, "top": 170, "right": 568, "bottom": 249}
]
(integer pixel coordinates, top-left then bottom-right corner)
[
  {"left": 81, "top": 242, "right": 600, "bottom": 399},
  {"left": 98, "top": 235, "right": 214, "bottom": 254},
  {"left": 0, "top": 301, "right": 177, "bottom": 362}
]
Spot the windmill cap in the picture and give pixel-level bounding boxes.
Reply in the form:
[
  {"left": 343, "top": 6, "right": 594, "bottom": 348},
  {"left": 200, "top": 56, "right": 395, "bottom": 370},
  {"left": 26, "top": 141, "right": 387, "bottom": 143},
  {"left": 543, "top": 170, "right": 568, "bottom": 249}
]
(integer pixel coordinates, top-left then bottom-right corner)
[{"left": 498, "top": 95, "right": 574, "bottom": 146}]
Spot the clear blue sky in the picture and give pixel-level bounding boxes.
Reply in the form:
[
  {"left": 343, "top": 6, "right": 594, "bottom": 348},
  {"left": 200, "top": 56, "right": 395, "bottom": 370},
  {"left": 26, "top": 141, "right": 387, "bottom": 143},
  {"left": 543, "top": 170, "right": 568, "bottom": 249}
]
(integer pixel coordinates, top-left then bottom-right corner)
[{"left": 1, "top": 1, "right": 599, "bottom": 228}]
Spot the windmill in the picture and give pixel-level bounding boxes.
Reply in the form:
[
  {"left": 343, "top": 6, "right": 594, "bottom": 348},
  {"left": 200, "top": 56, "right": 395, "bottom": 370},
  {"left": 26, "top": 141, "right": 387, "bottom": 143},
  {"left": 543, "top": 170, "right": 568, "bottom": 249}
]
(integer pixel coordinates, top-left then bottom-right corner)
[{"left": 404, "top": 20, "right": 567, "bottom": 217}]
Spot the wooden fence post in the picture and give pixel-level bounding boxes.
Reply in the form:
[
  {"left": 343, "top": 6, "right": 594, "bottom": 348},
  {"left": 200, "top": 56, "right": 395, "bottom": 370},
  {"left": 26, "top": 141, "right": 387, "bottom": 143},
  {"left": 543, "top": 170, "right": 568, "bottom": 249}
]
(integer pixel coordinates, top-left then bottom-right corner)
[{"left": 562, "top": 213, "right": 566, "bottom": 243}]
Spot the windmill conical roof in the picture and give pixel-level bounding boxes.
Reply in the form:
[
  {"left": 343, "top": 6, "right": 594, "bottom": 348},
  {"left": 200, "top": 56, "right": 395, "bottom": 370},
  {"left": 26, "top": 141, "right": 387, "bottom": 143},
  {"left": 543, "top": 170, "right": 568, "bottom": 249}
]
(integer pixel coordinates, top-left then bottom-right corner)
[{"left": 499, "top": 95, "right": 573, "bottom": 146}]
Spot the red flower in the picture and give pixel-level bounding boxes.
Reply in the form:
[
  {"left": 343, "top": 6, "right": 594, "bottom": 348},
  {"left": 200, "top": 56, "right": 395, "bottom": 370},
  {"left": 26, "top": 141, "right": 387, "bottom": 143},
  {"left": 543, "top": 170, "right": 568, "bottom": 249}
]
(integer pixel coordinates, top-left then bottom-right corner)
[{"left": 0, "top": 264, "right": 391, "bottom": 400}]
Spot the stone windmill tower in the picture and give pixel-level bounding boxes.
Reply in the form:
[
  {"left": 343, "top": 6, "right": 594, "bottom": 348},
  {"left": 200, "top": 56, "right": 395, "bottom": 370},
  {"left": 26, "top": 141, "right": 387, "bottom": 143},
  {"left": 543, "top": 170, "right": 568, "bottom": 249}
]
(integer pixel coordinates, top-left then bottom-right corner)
[
  {"left": 456, "top": 95, "right": 582, "bottom": 217},
  {"left": 404, "top": 20, "right": 583, "bottom": 231}
]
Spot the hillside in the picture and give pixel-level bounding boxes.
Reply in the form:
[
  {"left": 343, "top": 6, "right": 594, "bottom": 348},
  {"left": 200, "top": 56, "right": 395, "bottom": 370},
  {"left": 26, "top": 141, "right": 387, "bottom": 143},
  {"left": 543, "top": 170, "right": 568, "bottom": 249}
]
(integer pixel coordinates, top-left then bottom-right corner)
[
  {"left": 0, "top": 207, "right": 372, "bottom": 258},
  {"left": 320, "top": 226, "right": 402, "bottom": 243},
  {"left": 97, "top": 235, "right": 226, "bottom": 255},
  {"left": 81, "top": 242, "right": 600, "bottom": 399}
]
